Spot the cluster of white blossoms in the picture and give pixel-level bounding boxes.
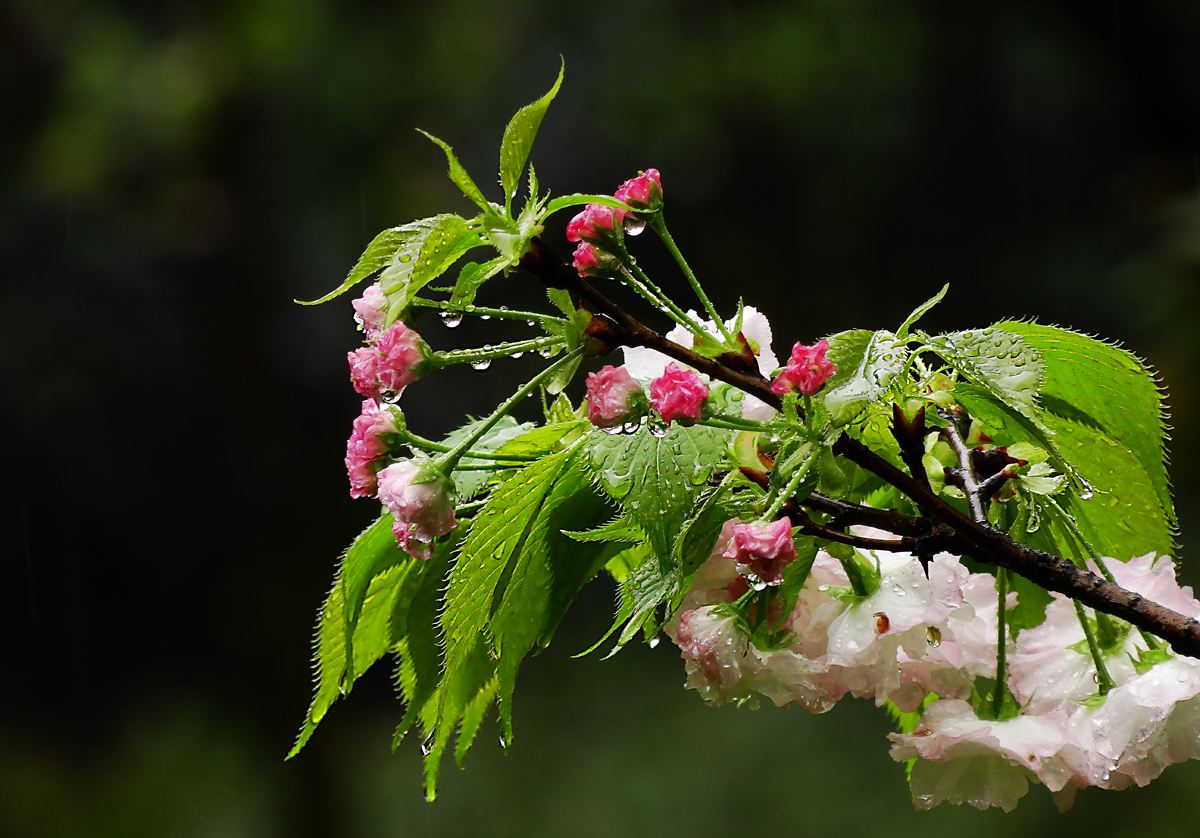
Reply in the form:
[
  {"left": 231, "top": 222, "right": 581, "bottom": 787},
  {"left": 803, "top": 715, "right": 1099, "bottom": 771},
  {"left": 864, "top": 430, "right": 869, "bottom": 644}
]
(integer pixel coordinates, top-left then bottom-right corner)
[{"left": 669, "top": 527, "right": 1200, "bottom": 811}]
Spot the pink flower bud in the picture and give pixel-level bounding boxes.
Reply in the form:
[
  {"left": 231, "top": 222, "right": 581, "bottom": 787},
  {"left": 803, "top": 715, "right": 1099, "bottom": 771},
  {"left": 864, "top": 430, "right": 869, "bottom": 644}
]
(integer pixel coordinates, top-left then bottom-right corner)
[
  {"left": 649, "top": 363, "right": 708, "bottom": 424},
  {"left": 344, "top": 400, "right": 399, "bottom": 499},
  {"left": 377, "top": 459, "right": 457, "bottom": 559},
  {"left": 614, "top": 168, "right": 663, "bottom": 210},
  {"left": 771, "top": 338, "right": 837, "bottom": 396},
  {"left": 722, "top": 518, "right": 796, "bottom": 586},
  {"left": 347, "top": 346, "right": 381, "bottom": 399},
  {"left": 585, "top": 365, "right": 646, "bottom": 428},
  {"left": 566, "top": 203, "right": 625, "bottom": 244},
  {"left": 572, "top": 242, "right": 621, "bottom": 277},
  {"left": 374, "top": 321, "right": 427, "bottom": 399},
  {"left": 351, "top": 283, "right": 388, "bottom": 338}
]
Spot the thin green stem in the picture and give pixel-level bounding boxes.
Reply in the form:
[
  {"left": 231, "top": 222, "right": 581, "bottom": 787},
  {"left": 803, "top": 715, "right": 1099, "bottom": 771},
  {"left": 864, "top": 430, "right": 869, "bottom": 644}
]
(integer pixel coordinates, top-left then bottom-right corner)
[
  {"left": 618, "top": 264, "right": 709, "bottom": 339},
  {"left": 442, "top": 347, "right": 585, "bottom": 469},
  {"left": 698, "top": 415, "right": 777, "bottom": 433},
  {"left": 398, "top": 430, "right": 541, "bottom": 462},
  {"left": 1074, "top": 600, "right": 1116, "bottom": 694},
  {"left": 430, "top": 336, "right": 564, "bottom": 368},
  {"left": 993, "top": 568, "right": 1010, "bottom": 718},
  {"left": 650, "top": 213, "right": 734, "bottom": 344},
  {"left": 409, "top": 297, "right": 561, "bottom": 325}
]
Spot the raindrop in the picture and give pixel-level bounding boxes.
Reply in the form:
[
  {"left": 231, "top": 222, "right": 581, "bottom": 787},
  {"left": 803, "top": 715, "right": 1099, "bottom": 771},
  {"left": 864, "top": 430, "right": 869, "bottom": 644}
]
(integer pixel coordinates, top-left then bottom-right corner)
[
  {"left": 511, "top": 351, "right": 524, "bottom": 359},
  {"left": 817, "top": 584, "right": 830, "bottom": 592},
  {"left": 526, "top": 320, "right": 536, "bottom": 327},
  {"left": 648, "top": 636, "right": 661, "bottom": 649},
  {"left": 538, "top": 348, "right": 554, "bottom": 359},
  {"left": 470, "top": 359, "right": 492, "bottom": 371},
  {"left": 1078, "top": 477, "right": 1095, "bottom": 500},
  {"left": 440, "top": 312, "right": 463, "bottom": 329},
  {"left": 623, "top": 217, "right": 647, "bottom": 236},
  {"left": 622, "top": 421, "right": 641, "bottom": 434},
  {"left": 926, "top": 626, "right": 942, "bottom": 647},
  {"left": 602, "top": 425, "right": 623, "bottom": 435},
  {"left": 480, "top": 314, "right": 492, "bottom": 321},
  {"left": 1092, "top": 673, "right": 1101, "bottom": 684},
  {"left": 649, "top": 421, "right": 669, "bottom": 438},
  {"left": 420, "top": 730, "right": 436, "bottom": 756},
  {"left": 498, "top": 735, "right": 508, "bottom": 749}
]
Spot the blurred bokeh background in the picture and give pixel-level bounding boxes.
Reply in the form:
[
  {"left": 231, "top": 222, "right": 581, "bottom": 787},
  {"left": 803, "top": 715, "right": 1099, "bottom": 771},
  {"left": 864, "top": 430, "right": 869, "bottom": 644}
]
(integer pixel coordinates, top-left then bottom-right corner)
[{"left": 4, "top": 1, "right": 1200, "bottom": 835}]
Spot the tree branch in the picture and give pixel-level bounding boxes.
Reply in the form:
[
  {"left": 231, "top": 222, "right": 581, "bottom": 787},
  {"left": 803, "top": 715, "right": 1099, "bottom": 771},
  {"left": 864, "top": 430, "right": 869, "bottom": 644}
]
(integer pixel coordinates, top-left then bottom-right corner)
[{"left": 518, "top": 236, "right": 1200, "bottom": 659}]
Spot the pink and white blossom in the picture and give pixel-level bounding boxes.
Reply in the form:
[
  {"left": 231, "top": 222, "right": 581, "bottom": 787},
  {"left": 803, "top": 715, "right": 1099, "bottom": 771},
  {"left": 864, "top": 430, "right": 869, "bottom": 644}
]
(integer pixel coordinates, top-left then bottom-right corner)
[
  {"left": 771, "top": 339, "right": 837, "bottom": 396},
  {"left": 722, "top": 518, "right": 796, "bottom": 586},
  {"left": 351, "top": 283, "right": 388, "bottom": 338},
  {"left": 344, "top": 400, "right": 399, "bottom": 499},
  {"left": 585, "top": 365, "right": 646, "bottom": 429},
  {"left": 649, "top": 363, "right": 708, "bottom": 423},
  {"left": 377, "top": 459, "right": 456, "bottom": 559},
  {"left": 890, "top": 699, "right": 1077, "bottom": 812}
]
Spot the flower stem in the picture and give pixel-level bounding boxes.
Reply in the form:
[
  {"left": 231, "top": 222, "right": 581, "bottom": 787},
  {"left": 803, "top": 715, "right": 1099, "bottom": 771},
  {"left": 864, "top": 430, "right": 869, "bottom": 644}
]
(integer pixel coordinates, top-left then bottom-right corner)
[
  {"left": 441, "top": 347, "right": 585, "bottom": 469},
  {"left": 619, "top": 264, "right": 710, "bottom": 340},
  {"left": 993, "top": 568, "right": 1010, "bottom": 718},
  {"left": 409, "top": 297, "right": 560, "bottom": 325},
  {"left": 698, "top": 415, "right": 776, "bottom": 433},
  {"left": 430, "top": 336, "right": 564, "bottom": 368},
  {"left": 1074, "top": 600, "right": 1116, "bottom": 694},
  {"left": 650, "top": 213, "right": 735, "bottom": 345}
]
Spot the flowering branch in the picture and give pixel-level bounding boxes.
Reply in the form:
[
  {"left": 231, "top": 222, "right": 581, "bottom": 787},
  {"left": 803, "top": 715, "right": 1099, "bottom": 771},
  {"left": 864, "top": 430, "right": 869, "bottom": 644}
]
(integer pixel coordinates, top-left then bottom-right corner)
[{"left": 518, "top": 235, "right": 1200, "bottom": 660}]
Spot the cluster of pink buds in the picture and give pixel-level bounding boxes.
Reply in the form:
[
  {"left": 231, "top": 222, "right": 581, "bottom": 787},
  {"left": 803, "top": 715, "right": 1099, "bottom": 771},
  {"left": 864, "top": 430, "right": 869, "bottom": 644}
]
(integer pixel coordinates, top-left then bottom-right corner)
[
  {"left": 340, "top": 283, "right": 456, "bottom": 558},
  {"left": 771, "top": 339, "right": 837, "bottom": 396},
  {"left": 568, "top": 169, "right": 662, "bottom": 277},
  {"left": 346, "top": 283, "right": 431, "bottom": 401}
]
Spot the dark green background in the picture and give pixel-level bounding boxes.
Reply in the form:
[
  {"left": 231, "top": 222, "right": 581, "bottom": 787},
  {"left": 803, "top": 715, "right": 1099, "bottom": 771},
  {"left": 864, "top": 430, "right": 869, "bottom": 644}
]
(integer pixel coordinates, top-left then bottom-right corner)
[{"left": 4, "top": 1, "right": 1200, "bottom": 835}]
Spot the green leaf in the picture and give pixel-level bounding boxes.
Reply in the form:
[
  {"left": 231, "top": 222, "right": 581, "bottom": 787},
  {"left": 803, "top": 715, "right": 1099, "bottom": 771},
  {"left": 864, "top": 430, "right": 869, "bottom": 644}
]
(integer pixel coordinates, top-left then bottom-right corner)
[
  {"left": 928, "top": 328, "right": 1083, "bottom": 489},
  {"left": 499, "top": 61, "right": 564, "bottom": 204},
  {"left": 997, "top": 321, "right": 1176, "bottom": 547},
  {"left": 417, "top": 129, "right": 491, "bottom": 211},
  {"left": 440, "top": 416, "right": 535, "bottom": 500},
  {"left": 449, "top": 256, "right": 508, "bottom": 309},
  {"left": 586, "top": 423, "right": 728, "bottom": 562},
  {"left": 543, "top": 193, "right": 633, "bottom": 215},
  {"left": 896, "top": 283, "right": 948, "bottom": 339},
  {"left": 391, "top": 540, "right": 454, "bottom": 747},
  {"left": 377, "top": 214, "right": 484, "bottom": 322},
  {"left": 295, "top": 226, "right": 416, "bottom": 305},
  {"left": 288, "top": 515, "right": 411, "bottom": 758},
  {"left": 565, "top": 515, "right": 647, "bottom": 544},
  {"left": 821, "top": 329, "right": 909, "bottom": 426},
  {"left": 928, "top": 328, "right": 1044, "bottom": 420},
  {"left": 426, "top": 445, "right": 612, "bottom": 798}
]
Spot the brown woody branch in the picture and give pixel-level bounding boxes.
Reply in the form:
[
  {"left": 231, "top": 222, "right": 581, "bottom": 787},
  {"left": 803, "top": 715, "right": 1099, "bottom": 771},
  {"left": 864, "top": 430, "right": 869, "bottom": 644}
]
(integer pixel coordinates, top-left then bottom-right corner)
[{"left": 518, "top": 236, "right": 1200, "bottom": 659}]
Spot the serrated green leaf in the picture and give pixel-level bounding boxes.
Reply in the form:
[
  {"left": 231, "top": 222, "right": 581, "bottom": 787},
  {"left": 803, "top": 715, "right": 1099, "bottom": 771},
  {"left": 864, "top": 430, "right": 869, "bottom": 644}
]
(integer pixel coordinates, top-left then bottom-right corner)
[
  {"left": 454, "top": 674, "right": 499, "bottom": 766},
  {"left": 929, "top": 328, "right": 1044, "bottom": 419},
  {"left": 296, "top": 226, "right": 416, "bottom": 305},
  {"left": 288, "top": 515, "right": 411, "bottom": 758},
  {"left": 391, "top": 539, "right": 453, "bottom": 747},
  {"left": 896, "top": 283, "right": 948, "bottom": 339},
  {"left": 449, "top": 256, "right": 508, "bottom": 309},
  {"left": 565, "top": 515, "right": 647, "bottom": 543},
  {"left": 822, "top": 329, "right": 908, "bottom": 426},
  {"left": 378, "top": 214, "right": 484, "bottom": 323},
  {"left": 417, "top": 129, "right": 491, "bottom": 211},
  {"left": 997, "top": 321, "right": 1176, "bottom": 547},
  {"left": 425, "top": 445, "right": 611, "bottom": 798},
  {"left": 586, "top": 423, "right": 728, "bottom": 562},
  {"left": 493, "top": 421, "right": 585, "bottom": 459},
  {"left": 499, "top": 62, "right": 564, "bottom": 204}
]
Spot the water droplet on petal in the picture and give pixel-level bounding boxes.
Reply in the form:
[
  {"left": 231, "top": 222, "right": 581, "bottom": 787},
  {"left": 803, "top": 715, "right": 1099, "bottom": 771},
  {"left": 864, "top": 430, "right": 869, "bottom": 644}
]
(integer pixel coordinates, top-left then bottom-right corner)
[{"left": 926, "top": 626, "right": 942, "bottom": 647}]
